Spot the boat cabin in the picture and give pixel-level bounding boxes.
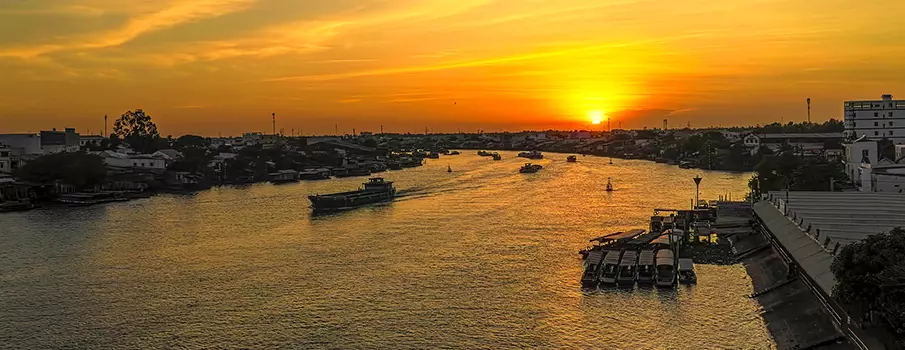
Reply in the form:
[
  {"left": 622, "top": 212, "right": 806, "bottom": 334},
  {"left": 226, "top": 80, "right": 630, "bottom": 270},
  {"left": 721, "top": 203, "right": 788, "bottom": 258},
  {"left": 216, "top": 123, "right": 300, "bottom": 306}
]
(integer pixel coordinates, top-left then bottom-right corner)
[
  {"left": 581, "top": 250, "right": 605, "bottom": 287},
  {"left": 363, "top": 177, "right": 394, "bottom": 191},
  {"left": 655, "top": 249, "right": 676, "bottom": 288},
  {"left": 678, "top": 258, "right": 697, "bottom": 284},
  {"left": 598, "top": 250, "right": 623, "bottom": 285},
  {"left": 637, "top": 250, "right": 656, "bottom": 284},
  {"left": 617, "top": 251, "right": 638, "bottom": 285}
]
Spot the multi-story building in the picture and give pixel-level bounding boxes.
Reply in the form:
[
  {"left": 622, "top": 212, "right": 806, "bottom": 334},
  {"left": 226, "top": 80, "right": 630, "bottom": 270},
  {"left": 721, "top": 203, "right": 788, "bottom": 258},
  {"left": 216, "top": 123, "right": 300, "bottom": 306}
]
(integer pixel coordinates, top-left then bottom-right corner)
[
  {"left": 844, "top": 94, "right": 905, "bottom": 143},
  {"left": 0, "top": 144, "right": 11, "bottom": 174}
]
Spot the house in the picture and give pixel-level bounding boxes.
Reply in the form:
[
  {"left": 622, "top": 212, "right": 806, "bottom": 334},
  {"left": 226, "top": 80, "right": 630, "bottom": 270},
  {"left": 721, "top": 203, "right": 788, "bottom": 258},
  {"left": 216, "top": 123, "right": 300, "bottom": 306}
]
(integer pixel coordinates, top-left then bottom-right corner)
[
  {"left": 79, "top": 135, "right": 105, "bottom": 148},
  {"left": 859, "top": 158, "right": 905, "bottom": 193},
  {"left": 0, "top": 144, "right": 11, "bottom": 174},
  {"left": 0, "top": 134, "right": 42, "bottom": 155},
  {"left": 844, "top": 139, "right": 878, "bottom": 185},
  {"left": 152, "top": 149, "right": 184, "bottom": 162},
  {"left": 242, "top": 132, "right": 263, "bottom": 145},
  {"left": 40, "top": 128, "right": 80, "bottom": 153},
  {"left": 98, "top": 151, "right": 166, "bottom": 169},
  {"left": 744, "top": 132, "right": 843, "bottom": 156}
]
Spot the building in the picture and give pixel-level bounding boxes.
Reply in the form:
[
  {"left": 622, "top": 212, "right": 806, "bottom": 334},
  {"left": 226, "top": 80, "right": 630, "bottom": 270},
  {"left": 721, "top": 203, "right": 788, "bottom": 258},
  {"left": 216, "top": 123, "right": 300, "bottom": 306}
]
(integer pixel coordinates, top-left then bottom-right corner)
[
  {"left": 843, "top": 139, "right": 878, "bottom": 186},
  {"left": 857, "top": 158, "right": 905, "bottom": 193},
  {"left": 79, "top": 135, "right": 105, "bottom": 148},
  {"left": 0, "top": 134, "right": 42, "bottom": 155},
  {"left": 0, "top": 144, "right": 11, "bottom": 174},
  {"left": 743, "top": 132, "right": 843, "bottom": 156},
  {"left": 98, "top": 151, "right": 166, "bottom": 169},
  {"left": 844, "top": 94, "right": 905, "bottom": 143},
  {"left": 40, "top": 128, "right": 80, "bottom": 153}
]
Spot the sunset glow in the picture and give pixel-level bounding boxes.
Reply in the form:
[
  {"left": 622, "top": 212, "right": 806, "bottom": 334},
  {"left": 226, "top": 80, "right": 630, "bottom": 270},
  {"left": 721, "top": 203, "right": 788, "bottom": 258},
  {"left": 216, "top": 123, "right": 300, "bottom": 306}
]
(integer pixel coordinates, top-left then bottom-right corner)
[
  {"left": 589, "top": 111, "right": 605, "bottom": 125},
  {"left": 1, "top": 0, "right": 903, "bottom": 135}
]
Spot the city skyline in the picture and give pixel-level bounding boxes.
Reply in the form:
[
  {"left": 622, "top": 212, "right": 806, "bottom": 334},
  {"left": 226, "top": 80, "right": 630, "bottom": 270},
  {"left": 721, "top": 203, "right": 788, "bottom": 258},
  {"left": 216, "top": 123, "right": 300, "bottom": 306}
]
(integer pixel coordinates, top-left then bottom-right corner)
[{"left": 1, "top": 0, "right": 904, "bottom": 135}]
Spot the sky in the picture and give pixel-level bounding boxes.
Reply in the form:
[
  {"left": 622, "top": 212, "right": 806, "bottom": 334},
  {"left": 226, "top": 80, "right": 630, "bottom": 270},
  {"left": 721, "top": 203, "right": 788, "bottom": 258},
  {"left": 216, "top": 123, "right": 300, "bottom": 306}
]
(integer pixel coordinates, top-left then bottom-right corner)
[{"left": 0, "top": 0, "right": 903, "bottom": 136}]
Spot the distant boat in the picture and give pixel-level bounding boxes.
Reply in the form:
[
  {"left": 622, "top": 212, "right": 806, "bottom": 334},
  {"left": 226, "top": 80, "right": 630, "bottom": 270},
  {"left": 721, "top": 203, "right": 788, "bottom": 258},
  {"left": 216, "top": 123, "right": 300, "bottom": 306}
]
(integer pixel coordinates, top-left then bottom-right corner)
[
  {"left": 426, "top": 152, "right": 440, "bottom": 159},
  {"left": 477, "top": 150, "right": 492, "bottom": 157},
  {"left": 519, "top": 163, "right": 543, "bottom": 173},
  {"left": 447, "top": 165, "right": 452, "bottom": 173},
  {"left": 492, "top": 153, "right": 502, "bottom": 160},
  {"left": 567, "top": 155, "right": 577, "bottom": 163},
  {"left": 517, "top": 150, "right": 543, "bottom": 159},
  {"left": 449, "top": 150, "right": 461, "bottom": 155},
  {"left": 609, "top": 157, "right": 613, "bottom": 165},
  {"left": 605, "top": 178, "right": 614, "bottom": 192}
]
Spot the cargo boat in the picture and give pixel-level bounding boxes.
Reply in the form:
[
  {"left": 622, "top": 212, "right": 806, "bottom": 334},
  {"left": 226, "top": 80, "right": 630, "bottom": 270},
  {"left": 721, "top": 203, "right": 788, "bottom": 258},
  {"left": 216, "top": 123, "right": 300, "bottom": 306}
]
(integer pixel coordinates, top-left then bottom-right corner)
[{"left": 308, "top": 178, "right": 396, "bottom": 212}]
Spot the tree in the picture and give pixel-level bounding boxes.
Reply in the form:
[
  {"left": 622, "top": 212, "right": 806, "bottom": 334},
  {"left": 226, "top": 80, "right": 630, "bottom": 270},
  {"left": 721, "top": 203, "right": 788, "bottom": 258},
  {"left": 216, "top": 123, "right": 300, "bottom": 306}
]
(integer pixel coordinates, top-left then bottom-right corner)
[
  {"left": 831, "top": 228, "right": 905, "bottom": 346},
  {"left": 174, "top": 135, "right": 209, "bottom": 150},
  {"left": 16, "top": 152, "right": 107, "bottom": 188},
  {"left": 113, "top": 109, "right": 161, "bottom": 153}
]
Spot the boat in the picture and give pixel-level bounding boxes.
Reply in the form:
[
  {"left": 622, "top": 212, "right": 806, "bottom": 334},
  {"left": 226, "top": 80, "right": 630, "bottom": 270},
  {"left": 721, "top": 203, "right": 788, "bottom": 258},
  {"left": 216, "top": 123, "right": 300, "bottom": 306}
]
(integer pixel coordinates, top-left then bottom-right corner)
[
  {"left": 678, "top": 161, "right": 694, "bottom": 169},
  {"left": 269, "top": 169, "right": 300, "bottom": 184},
  {"left": 609, "top": 158, "right": 613, "bottom": 165},
  {"left": 299, "top": 169, "right": 331, "bottom": 180},
  {"left": 655, "top": 249, "right": 676, "bottom": 288},
  {"left": 567, "top": 155, "right": 577, "bottom": 162},
  {"left": 517, "top": 150, "right": 543, "bottom": 159},
  {"left": 309, "top": 178, "right": 396, "bottom": 212},
  {"left": 57, "top": 192, "right": 129, "bottom": 206},
  {"left": 387, "top": 160, "right": 403, "bottom": 170},
  {"left": 598, "top": 250, "right": 623, "bottom": 285},
  {"left": 605, "top": 178, "right": 614, "bottom": 192},
  {"left": 637, "top": 250, "right": 656, "bottom": 285},
  {"left": 678, "top": 258, "right": 697, "bottom": 284},
  {"left": 519, "top": 163, "right": 543, "bottom": 173},
  {"left": 617, "top": 251, "right": 638, "bottom": 286},
  {"left": 0, "top": 200, "right": 35, "bottom": 212},
  {"left": 449, "top": 150, "right": 461, "bottom": 155},
  {"left": 447, "top": 165, "right": 452, "bottom": 173},
  {"left": 492, "top": 153, "right": 502, "bottom": 160},
  {"left": 581, "top": 250, "right": 605, "bottom": 287},
  {"left": 426, "top": 152, "right": 440, "bottom": 159},
  {"left": 477, "top": 150, "right": 492, "bottom": 157}
]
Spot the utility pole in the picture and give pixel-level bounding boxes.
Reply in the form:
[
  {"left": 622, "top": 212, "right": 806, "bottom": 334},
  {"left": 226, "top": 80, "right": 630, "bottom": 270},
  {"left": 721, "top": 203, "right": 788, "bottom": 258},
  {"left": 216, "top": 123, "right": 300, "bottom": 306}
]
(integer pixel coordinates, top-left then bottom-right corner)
[
  {"left": 272, "top": 113, "right": 276, "bottom": 135},
  {"left": 380, "top": 125, "right": 384, "bottom": 134},
  {"left": 693, "top": 175, "right": 702, "bottom": 208},
  {"left": 104, "top": 115, "right": 108, "bottom": 137},
  {"left": 807, "top": 98, "right": 811, "bottom": 123},
  {"left": 335, "top": 124, "right": 338, "bottom": 135}
]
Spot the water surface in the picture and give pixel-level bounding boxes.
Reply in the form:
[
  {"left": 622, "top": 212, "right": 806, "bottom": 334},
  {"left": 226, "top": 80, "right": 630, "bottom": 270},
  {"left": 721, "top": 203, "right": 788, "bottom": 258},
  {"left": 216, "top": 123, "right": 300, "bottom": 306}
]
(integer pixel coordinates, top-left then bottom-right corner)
[{"left": 0, "top": 152, "right": 772, "bottom": 349}]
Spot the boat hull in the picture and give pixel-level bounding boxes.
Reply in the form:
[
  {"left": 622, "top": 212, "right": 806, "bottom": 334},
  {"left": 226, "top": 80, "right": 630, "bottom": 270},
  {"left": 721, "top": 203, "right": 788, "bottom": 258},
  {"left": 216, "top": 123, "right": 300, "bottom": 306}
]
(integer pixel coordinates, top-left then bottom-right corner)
[{"left": 309, "top": 189, "right": 396, "bottom": 212}]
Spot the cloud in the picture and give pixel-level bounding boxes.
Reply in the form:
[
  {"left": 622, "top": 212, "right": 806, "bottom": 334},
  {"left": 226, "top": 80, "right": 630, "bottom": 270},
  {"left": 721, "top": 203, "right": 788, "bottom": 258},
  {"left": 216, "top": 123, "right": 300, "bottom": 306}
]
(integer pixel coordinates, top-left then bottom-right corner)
[{"left": 0, "top": 0, "right": 258, "bottom": 58}]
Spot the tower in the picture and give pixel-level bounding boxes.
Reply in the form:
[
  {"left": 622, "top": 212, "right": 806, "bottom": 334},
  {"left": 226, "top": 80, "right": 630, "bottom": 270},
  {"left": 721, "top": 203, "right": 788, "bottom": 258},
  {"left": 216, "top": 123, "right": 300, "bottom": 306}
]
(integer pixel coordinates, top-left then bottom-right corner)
[
  {"left": 104, "top": 114, "right": 107, "bottom": 137},
  {"left": 272, "top": 113, "right": 276, "bottom": 135},
  {"left": 807, "top": 98, "right": 811, "bottom": 123}
]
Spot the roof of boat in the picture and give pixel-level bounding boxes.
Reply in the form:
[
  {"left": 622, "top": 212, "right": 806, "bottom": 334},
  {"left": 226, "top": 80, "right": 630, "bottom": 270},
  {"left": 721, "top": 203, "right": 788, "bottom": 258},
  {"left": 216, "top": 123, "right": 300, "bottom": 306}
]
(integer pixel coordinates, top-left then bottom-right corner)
[
  {"left": 586, "top": 250, "right": 605, "bottom": 264},
  {"left": 602, "top": 229, "right": 645, "bottom": 243},
  {"left": 603, "top": 250, "right": 622, "bottom": 264},
  {"left": 639, "top": 250, "right": 655, "bottom": 264},
  {"left": 589, "top": 231, "right": 626, "bottom": 242},
  {"left": 619, "top": 251, "right": 638, "bottom": 266},
  {"left": 678, "top": 258, "right": 694, "bottom": 271},
  {"left": 656, "top": 249, "right": 674, "bottom": 260},
  {"left": 627, "top": 231, "right": 661, "bottom": 245}
]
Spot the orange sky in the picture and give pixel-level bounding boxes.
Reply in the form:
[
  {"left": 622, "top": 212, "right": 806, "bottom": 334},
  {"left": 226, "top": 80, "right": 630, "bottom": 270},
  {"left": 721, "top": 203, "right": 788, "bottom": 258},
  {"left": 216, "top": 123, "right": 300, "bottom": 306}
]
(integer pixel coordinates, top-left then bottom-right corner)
[{"left": 1, "top": 0, "right": 903, "bottom": 136}]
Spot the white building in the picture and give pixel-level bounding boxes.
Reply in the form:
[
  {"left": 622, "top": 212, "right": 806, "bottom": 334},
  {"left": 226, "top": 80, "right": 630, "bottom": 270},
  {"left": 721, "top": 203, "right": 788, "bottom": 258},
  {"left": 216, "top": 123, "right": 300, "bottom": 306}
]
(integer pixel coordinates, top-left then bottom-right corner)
[
  {"left": 844, "top": 94, "right": 905, "bottom": 143},
  {"left": 859, "top": 158, "right": 905, "bottom": 193},
  {"left": 98, "top": 151, "right": 166, "bottom": 169},
  {"left": 79, "top": 135, "right": 105, "bottom": 148},
  {"left": 844, "top": 139, "right": 878, "bottom": 185},
  {"left": 743, "top": 132, "right": 843, "bottom": 156},
  {"left": 0, "top": 144, "right": 11, "bottom": 174}
]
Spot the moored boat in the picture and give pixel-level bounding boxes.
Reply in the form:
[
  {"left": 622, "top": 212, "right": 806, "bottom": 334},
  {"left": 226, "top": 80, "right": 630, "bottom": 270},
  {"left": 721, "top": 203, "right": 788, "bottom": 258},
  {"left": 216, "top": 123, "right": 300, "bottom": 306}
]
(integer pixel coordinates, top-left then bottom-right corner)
[
  {"left": 598, "top": 250, "right": 623, "bottom": 285},
  {"left": 567, "top": 155, "right": 577, "bottom": 162},
  {"left": 678, "top": 258, "right": 697, "bottom": 284},
  {"left": 477, "top": 150, "right": 492, "bottom": 157},
  {"left": 299, "top": 169, "right": 331, "bottom": 180},
  {"left": 308, "top": 178, "right": 396, "bottom": 212},
  {"left": 517, "top": 150, "right": 543, "bottom": 159},
  {"left": 449, "top": 150, "right": 461, "bottom": 155},
  {"left": 655, "top": 249, "right": 676, "bottom": 288},
  {"left": 637, "top": 250, "right": 656, "bottom": 285},
  {"left": 581, "top": 250, "right": 605, "bottom": 287},
  {"left": 617, "top": 251, "right": 638, "bottom": 286},
  {"left": 426, "top": 152, "right": 440, "bottom": 159},
  {"left": 270, "top": 169, "right": 300, "bottom": 184},
  {"left": 492, "top": 153, "right": 502, "bottom": 160}
]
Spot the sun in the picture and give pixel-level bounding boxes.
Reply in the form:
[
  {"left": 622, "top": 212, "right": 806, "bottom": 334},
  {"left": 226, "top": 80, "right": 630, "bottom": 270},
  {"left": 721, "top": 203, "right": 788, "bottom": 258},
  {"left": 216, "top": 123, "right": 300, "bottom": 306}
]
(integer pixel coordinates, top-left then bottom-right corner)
[{"left": 588, "top": 110, "right": 605, "bottom": 125}]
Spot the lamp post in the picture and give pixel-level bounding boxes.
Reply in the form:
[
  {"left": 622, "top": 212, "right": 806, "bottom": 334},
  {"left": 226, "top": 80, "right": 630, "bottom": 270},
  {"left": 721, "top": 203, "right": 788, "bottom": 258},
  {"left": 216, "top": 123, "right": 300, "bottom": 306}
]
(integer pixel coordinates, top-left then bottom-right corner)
[{"left": 693, "top": 175, "right": 702, "bottom": 208}]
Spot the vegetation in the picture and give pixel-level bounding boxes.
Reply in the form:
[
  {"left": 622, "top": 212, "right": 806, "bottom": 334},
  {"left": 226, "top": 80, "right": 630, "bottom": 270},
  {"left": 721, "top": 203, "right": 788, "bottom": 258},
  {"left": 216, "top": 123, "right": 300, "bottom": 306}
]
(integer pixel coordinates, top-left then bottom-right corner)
[
  {"left": 831, "top": 228, "right": 905, "bottom": 346},
  {"left": 16, "top": 152, "right": 107, "bottom": 188},
  {"left": 756, "top": 119, "right": 844, "bottom": 134},
  {"left": 748, "top": 150, "right": 847, "bottom": 196},
  {"left": 113, "top": 109, "right": 166, "bottom": 153}
]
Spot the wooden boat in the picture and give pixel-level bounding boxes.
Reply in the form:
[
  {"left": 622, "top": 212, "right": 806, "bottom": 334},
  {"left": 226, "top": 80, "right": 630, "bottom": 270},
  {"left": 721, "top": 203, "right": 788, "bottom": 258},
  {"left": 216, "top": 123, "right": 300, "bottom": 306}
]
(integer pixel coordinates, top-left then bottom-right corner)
[
  {"left": 581, "top": 250, "right": 605, "bottom": 287},
  {"left": 617, "top": 251, "right": 638, "bottom": 286},
  {"left": 598, "top": 250, "right": 623, "bottom": 285},
  {"left": 517, "top": 150, "right": 543, "bottom": 159},
  {"left": 567, "top": 155, "right": 577, "bottom": 162},
  {"left": 655, "top": 249, "right": 676, "bottom": 288},
  {"left": 519, "top": 163, "right": 543, "bottom": 173},
  {"left": 492, "top": 153, "right": 502, "bottom": 160},
  {"left": 637, "top": 250, "right": 656, "bottom": 284},
  {"left": 605, "top": 178, "right": 614, "bottom": 192},
  {"left": 308, "top": 178, "right": 396, "bottom": 212},
  {"left": 678, "top": 258, "right": 697, "bottom": 284}
]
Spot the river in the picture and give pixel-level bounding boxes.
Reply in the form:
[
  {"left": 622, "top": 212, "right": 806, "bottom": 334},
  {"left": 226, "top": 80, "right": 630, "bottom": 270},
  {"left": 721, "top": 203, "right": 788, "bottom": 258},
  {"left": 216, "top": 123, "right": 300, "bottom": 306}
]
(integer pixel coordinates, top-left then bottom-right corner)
[{"left": 0, "top": 151, "right": 773, "bottom": 349}]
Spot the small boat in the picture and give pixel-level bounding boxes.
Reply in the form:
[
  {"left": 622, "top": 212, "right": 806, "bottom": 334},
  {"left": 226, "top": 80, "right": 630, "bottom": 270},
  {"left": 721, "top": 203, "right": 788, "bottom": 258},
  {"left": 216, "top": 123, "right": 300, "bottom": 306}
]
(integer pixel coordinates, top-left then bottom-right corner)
[
  {"left": 447, "top": 165, "right": 452, "bottom": 173},
  {"left": 477, "top": 150, "right": 492, "bottom": 157},
  {"left": 605, "top": 178, "right": 614, "bottom": 192},
  {"left": 609, "top": 157, "right": 613, "bottom": 165},
  {"left": 309, "top": 177, "right": 396, "bottom": 212},
  {"left": 678, "top": 161, "right": 694, "bottom": 169},
  {"left": 581, "top": 250, "right": 605, "bottom": 287},
  {"left": 617, "top": 251, "right": 638, "bottom": 286},
  {"left": 517, "top": 150, "right": 543, "bottom": 159},
  {"left": 519, "top": 163, "right": 542, "bottom": 173},
  {"left": 492, "top": 153, "right": 502, "bottom": 160},
  {"left": 449, "top": 150, "right": 460, "bottom": 155},
  {"left": 598, "top": 250, "right": 623, "bottom": 285},
  {"left": 637, "top": 250, "right": 656, "bottom": 285},
  {"left": 426, "top": 152, "right": 440, "bottom": 159},
  {"left": 678, "top": 258, "right": 697, "bottom": 284},
  {"left": 567, "top": 155, "right": 577, "bottom": 162},
  {"left": 655, "top": 249, "right": 676, "bottom": 288},
  {"left": 299, "top": 169, "right": 331, "bottom": 180}
]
